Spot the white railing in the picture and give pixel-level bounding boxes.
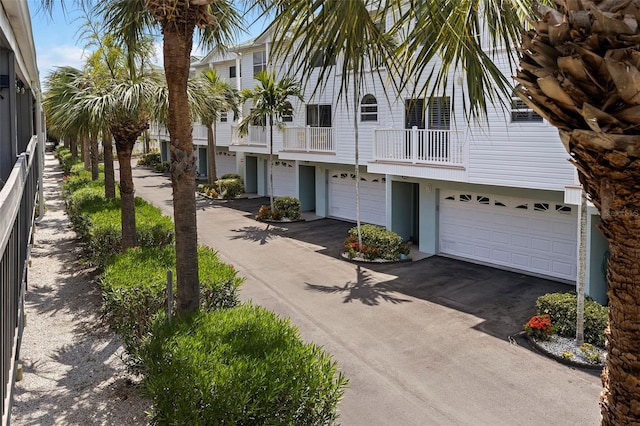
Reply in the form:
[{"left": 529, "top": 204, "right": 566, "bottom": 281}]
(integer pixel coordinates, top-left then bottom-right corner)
[
  {"left": 374, "top": 127, "right": 465, "bottom": 166},
  {"left": 193, "top": 123, "right": 208, "bottom": 141},
  {"left": 283, "top": 126, "right": 335, "bottom": 153},
  {"left": 230, "top": 125, "right": 267, "bottom": 146}
]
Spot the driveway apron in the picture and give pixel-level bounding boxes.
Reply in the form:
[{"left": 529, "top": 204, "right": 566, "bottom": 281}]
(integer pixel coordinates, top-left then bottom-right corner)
[{"left": 131, "top": 166, "right": 602, "bottom": 426}]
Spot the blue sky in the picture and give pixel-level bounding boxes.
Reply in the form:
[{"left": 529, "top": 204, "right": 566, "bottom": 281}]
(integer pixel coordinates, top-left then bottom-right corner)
[{"left": 27, "top": 0, "right": 266, "bottom": 83}]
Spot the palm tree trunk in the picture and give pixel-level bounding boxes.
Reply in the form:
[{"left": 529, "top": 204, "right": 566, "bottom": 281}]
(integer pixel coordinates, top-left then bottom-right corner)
[
  {"left": 562, "top": 129, "right": 640, "bottom": 425},
  {"left": 70, "top": 138, "right": 78, "bottom": 160},
  {"left": 163, "top": 23, "right": 199, "bottom": 315},
  {"left": 207, "top": 123, "right": 218, "bottom": 185},
  {"left": 114, "top": 141, "right": 137, "bottom": 249},
  {"left": 269, "top": 115, "right": 274, "bottom": 210},
  {"left": 103, "top": 130, "right": 116, "bottom": 199},
  {"left": 353, "top": 79, "right": 362, "bottom": 247},
  {"left": 82, "top": 135, "right": 90, "bottom": 171},
  {"left": 90, "top": 135, "right": 99, "bottom": 181}
]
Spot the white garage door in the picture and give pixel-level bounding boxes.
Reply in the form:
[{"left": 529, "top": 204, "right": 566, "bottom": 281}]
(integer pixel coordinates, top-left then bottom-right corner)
[
  {"left": 216, "top": 150, "right": 237, "bottom": 177},
  {"left": 271, "top": 160, "right": 296, "bottom": 197},
  {"left": 439, "top": 191, "right": 577, "bottom": 280},
  {"left": 329, "top": 171, "right": 386, "bottom": 226}
]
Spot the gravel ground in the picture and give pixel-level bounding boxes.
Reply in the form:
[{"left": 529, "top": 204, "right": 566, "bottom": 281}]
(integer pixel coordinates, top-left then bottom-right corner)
[
  {"left": 533, "top": 335, "right": 606, "bottom": 368},
  {"left": 10, "top": 154, "right": 150, "bottom": 425}
]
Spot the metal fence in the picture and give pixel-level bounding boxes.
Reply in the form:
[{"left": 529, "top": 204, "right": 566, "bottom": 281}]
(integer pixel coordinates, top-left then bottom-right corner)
[{"left": 1, "top": 135, "right": 41, "bottom": 425}]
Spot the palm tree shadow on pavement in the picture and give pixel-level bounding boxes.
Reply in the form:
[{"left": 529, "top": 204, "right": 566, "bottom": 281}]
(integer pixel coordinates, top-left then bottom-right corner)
[
  {"left": 229, "top": 224, "right": 287, "bottom": 245},
  {"left": 305, "top": 265, "right": 412, "bottom": 306}
]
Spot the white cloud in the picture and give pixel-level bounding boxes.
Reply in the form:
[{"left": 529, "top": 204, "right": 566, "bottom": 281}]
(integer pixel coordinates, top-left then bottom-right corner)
[{"left": 37, "top": 44, "right": 87, "bottom": 79}]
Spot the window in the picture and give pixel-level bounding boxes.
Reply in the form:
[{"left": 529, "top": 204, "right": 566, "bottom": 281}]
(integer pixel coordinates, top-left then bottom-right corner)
[
  {"left": 477, "top": 195, "right": 490, "bottom": 205},
  {"left": 311, "top": 50, "right": 336, "bottom": 68},
  {"left": 405, "top": 98, "right": 425, "bottom": 129},
  {"left": 361, "top": 94, "right": 378, "bottom": 122},
  {"left": 282, "top": 101, "right": 293, "bottom": 122},
  {"left": 220, "top": 111, "right": 228, "bottom": 122},
  {"left": 306, "top": 104, "right": 332, "bottom": 127},
  {"left": 428, "top": 97, "right": 450, "bottom": 130},
  {"left": 253, "top": 51, "right": 266, "bottom": 75},
  {"left": 229, "top": 66, "right": 236, "bottom": 78},
  {"left": 511, "top": 90, "right": 542, "bottom": 122}
]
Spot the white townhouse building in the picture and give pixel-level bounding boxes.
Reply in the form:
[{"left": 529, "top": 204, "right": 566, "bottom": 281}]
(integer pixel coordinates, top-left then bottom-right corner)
[
  {"left": 153, "top": 25, "right": 609, "bottom": 304},
  {"left": 1, "top": 0, "right": 44, "bottom": 423}
]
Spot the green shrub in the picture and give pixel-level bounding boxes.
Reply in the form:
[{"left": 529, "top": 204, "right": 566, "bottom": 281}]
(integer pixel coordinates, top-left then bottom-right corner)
[
  {"left": 154, "top": 161, "right": 170, "bottom": 173},
  {"left": 101, "top": 245, "right": 243, "bottom": 369},
  {"left": 86, "top": 198, "right": 174, "bottom": 267},
  {"left": 57, "top": 148, "right": 80, "bottom": 175},
  {"left": 215, "top": 177, "right": 244, "bottom": 199},
  {"left": 536, "top": 292, "right": 608, "bottom": 348},
  {"left": 274, "top": 196, "right": 302, "bottom": 220},
  {"left": 220, "top": 173, "right": 243, "bottom": 182},
  {"left": 141, "top": 305, "right": 347, "bottom": 425},
  {"left": 61, "top": 170, "right": 105, "bottom": 199},
  {"left": 137, "top": 151, "right": 162, "bottom": 167},
  {"left": 197, "top": 183, "right": 219, "bottom": 198},
  {"left": 347, "top": 224, "right": 403, "bottom": 261}
]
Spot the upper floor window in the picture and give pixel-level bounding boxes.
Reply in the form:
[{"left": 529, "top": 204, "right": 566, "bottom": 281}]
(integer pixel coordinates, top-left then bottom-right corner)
[
  {"left": 361, "top": 94, "right": 378, "bottom": 122},
  {"left": 306, "top": 104, "right": 332, "bottom": 127},
  {"left": 220, "top": 111, "right": 228, "bottom": 122},
  {"left": 311, "top": 49, "right": 336, "bottom": 68},
  {"left": 282, "top": 101, "right": 293, "bottom": 122},
  {"left": 229, "top": 66, "right": 236, "bottom": 78},
  {"left": 428, "top": 96, "right": 450, "bottom": 130},
  {"left": 253, "top": 51, "right": 267, "bottom": 75},
  {"left": 511, "top": 90, "right": 542, "bottom": 122}
]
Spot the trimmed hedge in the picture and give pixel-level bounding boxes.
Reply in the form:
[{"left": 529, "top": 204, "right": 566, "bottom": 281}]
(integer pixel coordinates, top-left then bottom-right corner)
[
  {"left": 215, "top": 177, "right": 244, "bottom": 199},
  {"left": 536, "top": 292, "right": 608, "bottom": 348},
  {"left": 101, "top": 245, "right": 243, "bottom": 368},
  {"left": 137, "top": 151, "right": 162, "bottom": 167},
  {"left": 274, "top": 196, "right": 302, "bottom": 220},
  {"left": 141, "top": 305, "right": 347, "bottom": 425},
  {"left": 347, "top": 224, "right": 403, "bottom": 260}
]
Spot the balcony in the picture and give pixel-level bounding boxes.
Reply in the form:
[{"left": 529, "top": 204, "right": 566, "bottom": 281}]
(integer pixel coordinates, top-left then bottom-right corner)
[
  {"left": 373, "top": 127, "right": 465, "bottom": 167},
  {"left": 282, "top": 126, "right": 335, "bottom": 153},
  {"left": 230, "top": 125, "right": 267, "bottom": 147}
]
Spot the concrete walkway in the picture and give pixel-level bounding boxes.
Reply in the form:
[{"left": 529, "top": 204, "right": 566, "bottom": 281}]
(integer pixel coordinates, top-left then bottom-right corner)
[{"left": 132, "top": 166, "right": 602, "bottom": 426}]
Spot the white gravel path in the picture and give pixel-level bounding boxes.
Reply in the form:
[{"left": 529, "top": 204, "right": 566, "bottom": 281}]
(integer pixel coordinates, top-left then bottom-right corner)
[{"left": 10, "top": 154, "right": 150, "bottom": 425}]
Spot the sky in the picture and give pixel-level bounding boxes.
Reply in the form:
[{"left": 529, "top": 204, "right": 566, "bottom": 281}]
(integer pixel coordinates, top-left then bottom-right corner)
[{"left": 27, "top": 0, "right": 266, "bottom": 85}]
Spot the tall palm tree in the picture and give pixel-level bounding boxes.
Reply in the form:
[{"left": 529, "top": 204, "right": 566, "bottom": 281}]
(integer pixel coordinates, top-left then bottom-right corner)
[
  {"left": 237, "top": 70, "right": 303, "bottom": 210},
  {"left": 98, "top": 0, "right": 244, "bottom": 315},
  {"left": 263, "top": 1, "right": 397, "bottom": 246},
  {"left": 516, "top": 2, "right": 640, "bottom": 424},
  {"left": 195, "top": 69, "right": 238, "bottom": 185}
]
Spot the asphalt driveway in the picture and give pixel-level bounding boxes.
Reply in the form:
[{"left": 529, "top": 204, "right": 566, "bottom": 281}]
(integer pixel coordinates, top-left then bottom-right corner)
[{"left": 132, "top": 168, "right": 602, "bottom": 426}]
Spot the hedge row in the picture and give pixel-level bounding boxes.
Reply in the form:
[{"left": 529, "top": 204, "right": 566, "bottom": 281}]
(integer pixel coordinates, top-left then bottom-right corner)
[{"left": 55, "top": 151, "right": 347, "bottom": 424}]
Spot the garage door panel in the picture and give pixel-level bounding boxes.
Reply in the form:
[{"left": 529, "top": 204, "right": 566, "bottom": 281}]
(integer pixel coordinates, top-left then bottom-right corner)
[
  {"left": 440, "top": 192, "right": 577, "bottom": 281},
  {"left": 329, "top": 171, "right": 386, "bottom": 226}
]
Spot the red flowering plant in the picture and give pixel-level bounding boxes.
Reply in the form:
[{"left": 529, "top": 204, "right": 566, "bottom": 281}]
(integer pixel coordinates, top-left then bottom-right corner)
[
  {"left": 523, "top": 314, "right": 553, "bottom": 341},
  {"left": 344, "top": 236, "right": 382, "bottom": 261}
]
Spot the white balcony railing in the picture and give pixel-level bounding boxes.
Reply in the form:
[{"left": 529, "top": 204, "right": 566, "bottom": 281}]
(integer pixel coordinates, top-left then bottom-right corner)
[
  {"left": 374, "top": 127, "right": 464, "bottom": 166},
  {"left": 231, "top": 125, "right": 267, "bottom": 146},
  {"left": 283, "top": 126, "right": 335, "bottom": 153}
]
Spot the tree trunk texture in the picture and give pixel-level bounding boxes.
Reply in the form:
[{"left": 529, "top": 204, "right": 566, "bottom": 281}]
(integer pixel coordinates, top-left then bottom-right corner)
[
  {"left": 90, "top": 136, "right": 99, "bottom": 181},
  {"left": 70, "top": 138, "right": 78, "bottom": 160},
  {"left": 111, "top": 119, "right": 148, "bottom": 250},
  {"left": 115, "top": 145, "right": 137, "bottom": 250},
  {"left": 163, "top": 22, "right": 200, "bottom": 315},
  {"left": 566, "top": 129, "right": 640, "bottom": 425},
  {"left": 207, "top": 123, "right": 218, "bottom": 185},
  {"left": 82, "top": 136, "right": 90, "bottom": 171},
  {"left": 103, "top": 130, "right": 116, "bottom": 199}
]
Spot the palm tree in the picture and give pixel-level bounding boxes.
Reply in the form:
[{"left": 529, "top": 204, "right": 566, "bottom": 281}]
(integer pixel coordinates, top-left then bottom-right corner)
[
  {"left": 195, "top": 69, "right": 238, "bottom": 185},
  {"left": 263, "top": 1, "right": 397, "bottom": 246},
  {"left": 237, "top": 70, "right": 303, "bottom": 210},
  {"left": 43, "top": 66, "right": 84, "bottom": 163},
  {"left": 97, "top": 0, "right": 244, "bottom": 315},
  {"left": 516, "top": 3, "right": 640, "bottom": 423}
]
